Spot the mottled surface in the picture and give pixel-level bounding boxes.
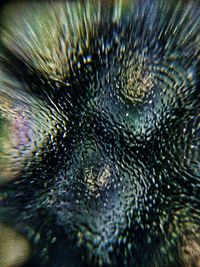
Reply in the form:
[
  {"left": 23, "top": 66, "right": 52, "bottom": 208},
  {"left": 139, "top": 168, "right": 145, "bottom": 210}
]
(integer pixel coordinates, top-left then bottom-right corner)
[{"left": 0, "top": 0, "right": 200, "bottom": 267}]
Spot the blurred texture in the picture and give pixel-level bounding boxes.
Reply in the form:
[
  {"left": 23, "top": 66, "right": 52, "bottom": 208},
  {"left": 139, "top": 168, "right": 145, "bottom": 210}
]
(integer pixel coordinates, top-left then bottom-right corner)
[
  {"left": 0, "top": 0, "right": 200, "bottom": 267},
  {"left": 0, "top": 223, "right": 30, "bottom": 267}
]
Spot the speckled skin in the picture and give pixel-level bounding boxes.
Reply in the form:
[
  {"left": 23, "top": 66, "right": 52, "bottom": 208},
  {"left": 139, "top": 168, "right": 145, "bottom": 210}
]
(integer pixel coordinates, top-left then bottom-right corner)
[{"left": 0, "top": 1, "right": 200, "bottom": 267}]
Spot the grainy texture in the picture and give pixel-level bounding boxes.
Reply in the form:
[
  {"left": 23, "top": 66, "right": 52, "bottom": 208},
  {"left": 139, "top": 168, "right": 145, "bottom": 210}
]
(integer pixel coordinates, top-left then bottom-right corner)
[{"left": 0, "top": 1, "right": 200, "bottom": 266}]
